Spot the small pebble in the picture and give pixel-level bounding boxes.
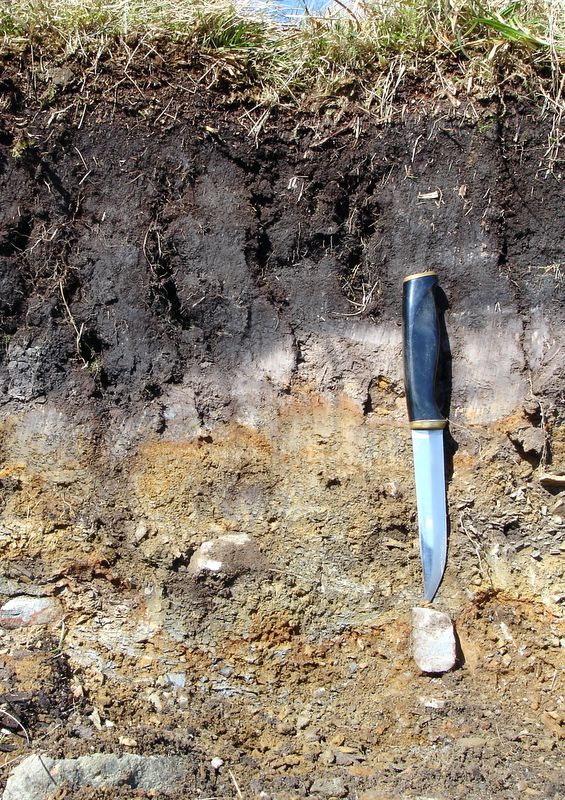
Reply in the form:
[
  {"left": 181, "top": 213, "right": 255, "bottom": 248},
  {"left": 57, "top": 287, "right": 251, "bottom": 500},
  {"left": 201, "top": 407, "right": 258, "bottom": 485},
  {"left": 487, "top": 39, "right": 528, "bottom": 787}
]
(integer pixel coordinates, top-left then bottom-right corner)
[
  {"left": 318, "top": 748, "right": 335, "bottom": 765},
  {"left": 310, "top": 776, "right": 347, "bottom": 798},
  {"left": 296, "top": 713, "right": 311, "bottom": 730},
  {"left": 88, "top": 709, "right": 103, "bottom": 731},
  {"left": 334, "top": 751, "right": 358, "bottom": 766},
  {"left": 412, "top": 607, "right": 457, "bottom": 673},
  {"left": 188, "top": 533, "right": 258, "bottom": 576},
  {"left": 457, "top": 736, "right": 487, "bottom": 749},
  {"left": 419, "top": 696, "right": 446, "bottom": 709},
  {"left": 210, "top": 757, "right": 224, "bottom": 771},
  {"left": 166, "top": 672, "right": 186, "bottom": 688},
  {"left": 119, "top": 736, "right": 138, "bottom": 748},
  {"left": 148, "top": 692, "right": 163, "bottom": 712},
  {"left": 276, "top": 720, "right": 294, "bottom": 735}
]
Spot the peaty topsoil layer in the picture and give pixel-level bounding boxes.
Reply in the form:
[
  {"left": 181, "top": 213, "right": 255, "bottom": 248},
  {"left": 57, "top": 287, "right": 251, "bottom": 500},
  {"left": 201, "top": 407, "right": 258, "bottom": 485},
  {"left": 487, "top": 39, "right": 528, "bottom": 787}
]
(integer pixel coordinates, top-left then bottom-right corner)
[{"left": 0, "top": 56, "right": 563, "bottom": 799}]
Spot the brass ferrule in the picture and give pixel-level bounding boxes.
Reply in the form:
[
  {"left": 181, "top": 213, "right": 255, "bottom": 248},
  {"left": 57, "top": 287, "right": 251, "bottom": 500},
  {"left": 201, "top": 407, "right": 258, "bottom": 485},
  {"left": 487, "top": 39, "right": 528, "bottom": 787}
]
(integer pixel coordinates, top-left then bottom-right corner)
[
  {"left": 410, "top": 419, "right": 448, "bottom": 430},
  {"left": 403, "top": 270, "right": 437, "bottom": 283}
]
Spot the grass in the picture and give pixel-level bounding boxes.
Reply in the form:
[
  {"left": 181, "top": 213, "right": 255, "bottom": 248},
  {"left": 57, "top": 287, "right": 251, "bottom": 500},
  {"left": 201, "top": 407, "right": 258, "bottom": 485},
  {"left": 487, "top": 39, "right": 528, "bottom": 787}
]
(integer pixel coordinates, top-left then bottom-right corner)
[
  {"left": 1, "top": 2, "right": 563, "bottom": 93},
  {"left": 0, "top": 2, "right": 564, "bottom": 157}
]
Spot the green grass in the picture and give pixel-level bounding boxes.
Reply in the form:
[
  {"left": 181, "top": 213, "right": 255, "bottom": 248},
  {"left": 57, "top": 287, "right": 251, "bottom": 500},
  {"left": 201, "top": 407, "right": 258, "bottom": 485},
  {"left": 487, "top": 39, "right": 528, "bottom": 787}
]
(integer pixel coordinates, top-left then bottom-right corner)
[{"left": 1, "top": 1, "right": 563, "bottom": 107}]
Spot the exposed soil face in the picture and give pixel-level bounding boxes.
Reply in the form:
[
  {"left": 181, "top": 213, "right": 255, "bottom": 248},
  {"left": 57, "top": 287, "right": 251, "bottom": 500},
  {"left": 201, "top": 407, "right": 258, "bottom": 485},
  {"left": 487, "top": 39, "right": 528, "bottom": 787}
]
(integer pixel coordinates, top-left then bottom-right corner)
[{"left": 0, "top": 58, "right": 563, "bottom": 799}]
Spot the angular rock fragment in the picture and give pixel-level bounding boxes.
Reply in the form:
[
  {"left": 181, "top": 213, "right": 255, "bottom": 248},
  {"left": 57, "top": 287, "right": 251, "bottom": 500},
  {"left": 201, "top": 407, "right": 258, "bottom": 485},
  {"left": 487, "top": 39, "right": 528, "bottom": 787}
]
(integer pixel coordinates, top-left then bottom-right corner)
[
  {"left": 412, "top": 607, "right": 456, "bottom": 674},
  {"left": 551, "top": 496, "right": 565, "bottom": 515},
  {"left": 0, "top": 596, "right": 62, "bottom": 629},
  {"left": 508, "top": 426, "right": 546, "bottom": 458},
  {"left": 166, "top": 672, "right": 186, "bottom": 688},
  {"left": 2, "top": 753, "right": 188, "bottom": 800},
  {"left": 310, "top": 776, "right": 347, "bottom": 798},
  {"left": 539, "top": 472, "right": 565, "bottom": 489},
  {"left": 188, "top": 533, "right": 262, "bottom": 576}
]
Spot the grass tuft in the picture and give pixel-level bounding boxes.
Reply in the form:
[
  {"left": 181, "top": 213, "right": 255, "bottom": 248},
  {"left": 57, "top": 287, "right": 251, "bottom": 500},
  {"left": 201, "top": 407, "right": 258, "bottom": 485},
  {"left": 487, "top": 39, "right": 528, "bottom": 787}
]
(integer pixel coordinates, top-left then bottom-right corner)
[
  {"left": 1, "top": 2, "right": 563, "bottom": 79},
  {"left": 0, "top": 2, "right": 564, "bottom": 166}
]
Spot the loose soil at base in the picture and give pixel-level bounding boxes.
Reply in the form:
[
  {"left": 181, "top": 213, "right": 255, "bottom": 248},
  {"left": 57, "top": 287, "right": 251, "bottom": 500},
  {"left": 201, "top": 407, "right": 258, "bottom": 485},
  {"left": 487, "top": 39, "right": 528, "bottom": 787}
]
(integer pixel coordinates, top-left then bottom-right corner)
[{"left": 0, "top": 53, "right": 563, "bottom": 799}]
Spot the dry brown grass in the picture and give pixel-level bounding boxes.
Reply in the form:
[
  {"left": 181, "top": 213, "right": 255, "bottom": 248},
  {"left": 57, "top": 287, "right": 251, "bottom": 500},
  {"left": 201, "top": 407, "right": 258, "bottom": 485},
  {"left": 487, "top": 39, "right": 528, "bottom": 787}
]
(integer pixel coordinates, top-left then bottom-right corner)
[{"left": 1, "top": 2, "right": 564, "bottom": 166}]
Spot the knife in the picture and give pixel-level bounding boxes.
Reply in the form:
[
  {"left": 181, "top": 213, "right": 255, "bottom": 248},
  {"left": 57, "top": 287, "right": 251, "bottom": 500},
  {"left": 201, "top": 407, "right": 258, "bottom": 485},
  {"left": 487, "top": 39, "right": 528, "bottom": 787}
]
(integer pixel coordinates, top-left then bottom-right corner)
[{"left": 402, "top": 271, "right": 448, "bottom": 601}]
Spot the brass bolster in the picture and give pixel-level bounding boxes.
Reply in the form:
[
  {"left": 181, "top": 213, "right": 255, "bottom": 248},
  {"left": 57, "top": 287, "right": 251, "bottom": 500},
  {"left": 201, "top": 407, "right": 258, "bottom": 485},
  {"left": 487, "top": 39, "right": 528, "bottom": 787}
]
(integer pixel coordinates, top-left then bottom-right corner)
[
  {"left": 403, "top": 270, "right": 437, "bottom": 283},
  {"left": 410, "top": 419, "right": 448, "bottom": 430}
]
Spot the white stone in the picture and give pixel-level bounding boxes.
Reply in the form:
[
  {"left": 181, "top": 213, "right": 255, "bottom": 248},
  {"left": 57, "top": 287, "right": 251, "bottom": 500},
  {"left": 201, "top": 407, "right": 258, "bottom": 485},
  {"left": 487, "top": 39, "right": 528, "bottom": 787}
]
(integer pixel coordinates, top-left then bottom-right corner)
[
  {"left": 188, "top": 533, "right": 258, "bottom": 576},
  {"left": 166, "top": 672, "right": 186, "bottom": 688},
  {"left": 210, "top": 757, "right": 224, "bottom": 770},
  {"left": 189, "top": 540, "right": 223, "bottom": 573},
  {"left": 0, "top": 596, "right": 62, "bottom": 629},
  {"left": 412, "top": 607, "right": 456, "bottom": 674},
  {"left": 419, "top": 696, "right": 446, "bottom": 709}
]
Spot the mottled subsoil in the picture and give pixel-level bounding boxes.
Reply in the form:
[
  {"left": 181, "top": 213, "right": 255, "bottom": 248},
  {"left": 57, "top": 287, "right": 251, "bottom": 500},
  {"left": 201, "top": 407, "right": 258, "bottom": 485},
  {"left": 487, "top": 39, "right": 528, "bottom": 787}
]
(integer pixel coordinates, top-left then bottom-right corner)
[{"left": 0, "top": 54, "right": 563, "bottom": 799}]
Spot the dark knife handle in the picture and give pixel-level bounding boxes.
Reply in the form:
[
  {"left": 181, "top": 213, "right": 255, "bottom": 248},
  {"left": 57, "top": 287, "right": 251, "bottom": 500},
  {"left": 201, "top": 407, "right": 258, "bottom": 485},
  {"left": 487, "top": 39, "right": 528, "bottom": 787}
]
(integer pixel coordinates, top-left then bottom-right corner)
[{"left": 402, "top": 271, "right": 447, "bottom": 430}]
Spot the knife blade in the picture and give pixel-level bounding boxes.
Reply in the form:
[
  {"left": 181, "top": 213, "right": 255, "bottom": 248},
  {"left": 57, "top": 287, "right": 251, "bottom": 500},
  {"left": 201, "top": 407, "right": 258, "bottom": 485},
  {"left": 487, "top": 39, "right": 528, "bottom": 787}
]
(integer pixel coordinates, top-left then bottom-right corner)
[{"left": 402, "top": 271, "right": 448, "bottom": 601}]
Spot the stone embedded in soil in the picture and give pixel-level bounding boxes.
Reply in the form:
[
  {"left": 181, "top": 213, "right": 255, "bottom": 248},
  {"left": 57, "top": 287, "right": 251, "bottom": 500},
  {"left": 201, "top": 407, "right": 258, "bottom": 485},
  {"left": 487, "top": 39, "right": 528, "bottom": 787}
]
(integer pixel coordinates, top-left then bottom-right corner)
[
  {"left": 0, "top": 596, "right": 62, "bottom": 629},
  {"left": 456, "top": 736, "right": 488, "bottom": 749},
  {"left": 319, "top": 748, "right": 335, "bottom": 765},
  {"left": 334, "top": 750, "right": 359, "bottom": 766},
  {"left": 509, "top": 426, "right": 546, "bottom": 457},
  {"left": 412, "top": 607, "right": 457, "bottom": 674},
  {"left": 166, "top": 671, "right": 186, "bottom": 688},
  {"left": 539, "top": 472, "right": 565, "bottom": 488},
  {"left": 2, "top": 753, "right": 188, "bottom": 800},
  {"left": 188, "top": 533, "right": 261, "bottom": 576},
  {"left": 310, "top": 776, "right": 348, "bottom": 797}
]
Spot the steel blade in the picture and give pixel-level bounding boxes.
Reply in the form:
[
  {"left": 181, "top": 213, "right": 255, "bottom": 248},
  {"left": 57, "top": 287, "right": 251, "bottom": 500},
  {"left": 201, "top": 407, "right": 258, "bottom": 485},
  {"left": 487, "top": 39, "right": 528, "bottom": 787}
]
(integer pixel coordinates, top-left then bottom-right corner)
[{"left": 411, "top": 429, "right": 447, "bottom": 601}]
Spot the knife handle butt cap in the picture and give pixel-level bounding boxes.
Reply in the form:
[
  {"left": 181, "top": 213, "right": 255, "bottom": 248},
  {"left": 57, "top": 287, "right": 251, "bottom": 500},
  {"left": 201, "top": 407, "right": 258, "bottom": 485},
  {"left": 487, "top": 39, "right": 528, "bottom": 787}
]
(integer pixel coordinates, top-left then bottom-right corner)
[{"left": 402, "top": 272, "right": 446, "bottom": 427}]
